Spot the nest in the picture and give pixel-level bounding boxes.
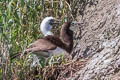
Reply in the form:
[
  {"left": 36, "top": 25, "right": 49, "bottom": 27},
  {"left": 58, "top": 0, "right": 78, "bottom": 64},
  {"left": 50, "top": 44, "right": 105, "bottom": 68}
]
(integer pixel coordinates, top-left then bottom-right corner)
[{"left": 43, "top": 59, "right": 87, "bottom": 80}]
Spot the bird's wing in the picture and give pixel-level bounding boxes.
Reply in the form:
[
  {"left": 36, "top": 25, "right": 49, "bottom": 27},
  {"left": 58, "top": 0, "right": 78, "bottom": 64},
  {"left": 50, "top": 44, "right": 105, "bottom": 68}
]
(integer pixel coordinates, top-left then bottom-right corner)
[{"left": 26, "top": 39, "right": 57, "bottom": 52}]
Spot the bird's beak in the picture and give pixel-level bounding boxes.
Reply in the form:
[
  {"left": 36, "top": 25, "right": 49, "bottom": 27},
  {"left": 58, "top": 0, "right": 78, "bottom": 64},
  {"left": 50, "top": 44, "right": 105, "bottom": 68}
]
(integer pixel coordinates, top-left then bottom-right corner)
[
  {"left": 71, "top": 21, "right": 81, "bottom": 25},
  {"left": 70, "top": 21, "right": 82, "bottom": 32}
]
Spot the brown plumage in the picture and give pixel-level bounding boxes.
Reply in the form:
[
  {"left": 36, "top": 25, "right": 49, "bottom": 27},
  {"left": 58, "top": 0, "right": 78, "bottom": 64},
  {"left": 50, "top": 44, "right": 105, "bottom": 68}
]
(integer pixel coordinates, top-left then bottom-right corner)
[
  {"left": 25, "top": 37, "right": 57, "bottom": 52},
  {"left": 60, "top": 22, "right": 73, "bottom": 53}
]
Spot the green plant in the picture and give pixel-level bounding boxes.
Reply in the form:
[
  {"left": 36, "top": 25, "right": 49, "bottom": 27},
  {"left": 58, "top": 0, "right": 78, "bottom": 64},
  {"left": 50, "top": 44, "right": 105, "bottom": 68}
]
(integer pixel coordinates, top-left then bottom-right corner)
[{"left": 0, "top": 0, "right": 73, "bottom": 79}]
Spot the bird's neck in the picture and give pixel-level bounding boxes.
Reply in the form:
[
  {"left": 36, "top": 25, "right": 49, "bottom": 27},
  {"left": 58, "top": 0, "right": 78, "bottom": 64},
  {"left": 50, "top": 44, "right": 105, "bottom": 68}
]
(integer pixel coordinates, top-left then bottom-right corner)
[
  {"left": 61, "top": 22, "right": 73, "bottom": 45},
  {"left": 60, "top": 22, "right": 73, "bottom": 53}
]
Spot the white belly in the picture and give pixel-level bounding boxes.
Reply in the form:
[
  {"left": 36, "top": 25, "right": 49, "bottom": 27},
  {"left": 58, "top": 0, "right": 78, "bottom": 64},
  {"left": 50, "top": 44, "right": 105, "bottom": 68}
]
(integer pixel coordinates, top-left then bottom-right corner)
[{"left": 48, "top": 47, "right": 66, "bottom": 56}]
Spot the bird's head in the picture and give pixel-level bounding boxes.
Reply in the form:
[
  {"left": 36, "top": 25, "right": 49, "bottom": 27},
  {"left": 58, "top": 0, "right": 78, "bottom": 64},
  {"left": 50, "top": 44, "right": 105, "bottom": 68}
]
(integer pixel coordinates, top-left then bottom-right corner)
[{"left": 40, "top": 17, "right": 60, "bottom": 36}]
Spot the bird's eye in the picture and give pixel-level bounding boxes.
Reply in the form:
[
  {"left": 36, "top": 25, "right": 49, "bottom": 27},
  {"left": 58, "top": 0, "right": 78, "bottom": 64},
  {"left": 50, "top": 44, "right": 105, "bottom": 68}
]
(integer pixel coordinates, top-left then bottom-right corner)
[{"left": 49, "top": 19, "right": 54, "bottom": 25}]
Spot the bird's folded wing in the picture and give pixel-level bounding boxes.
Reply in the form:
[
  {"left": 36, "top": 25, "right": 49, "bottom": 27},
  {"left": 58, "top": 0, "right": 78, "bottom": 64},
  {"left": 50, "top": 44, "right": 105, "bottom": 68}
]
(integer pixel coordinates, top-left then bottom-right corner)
[{"left": 26, "top": 39, "right": 57, "bottom": 52}]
